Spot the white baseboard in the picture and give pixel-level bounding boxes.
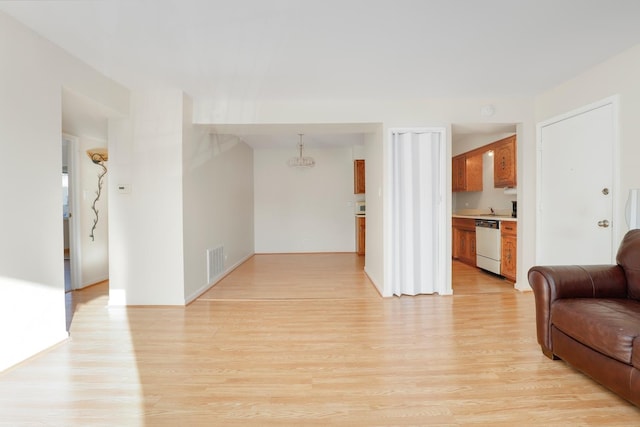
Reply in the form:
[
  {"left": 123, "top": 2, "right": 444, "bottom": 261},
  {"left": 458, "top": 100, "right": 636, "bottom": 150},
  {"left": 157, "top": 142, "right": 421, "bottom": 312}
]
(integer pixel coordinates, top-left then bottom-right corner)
[
  {"left": 363, "top": 266, "right": 385, "bottom": 297},
  {"left": 1, "top": 332, "right": 69, "bottom": 373},
  {"left": 78, "top": 274, "right": 109, "bottom": 290},
  {"left": 184, "top": 252, "right": 254, "bottom": 304},
  {"left": 515, "top": 280, "right": 531, "bottom": 292}
]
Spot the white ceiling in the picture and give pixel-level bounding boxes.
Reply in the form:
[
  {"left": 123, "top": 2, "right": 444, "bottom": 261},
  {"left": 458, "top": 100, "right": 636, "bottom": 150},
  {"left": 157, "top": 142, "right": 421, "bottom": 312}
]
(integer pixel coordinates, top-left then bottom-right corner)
[{"left": 6, "top": 1, "right": 640, "bottom": 144}]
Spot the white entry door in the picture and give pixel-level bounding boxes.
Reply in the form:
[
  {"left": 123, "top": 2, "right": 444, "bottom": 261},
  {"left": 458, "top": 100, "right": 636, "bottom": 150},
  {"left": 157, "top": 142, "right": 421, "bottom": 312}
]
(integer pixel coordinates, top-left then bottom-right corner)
[{"left": 537, "top": 99, "right": 617, "bottom": 265}]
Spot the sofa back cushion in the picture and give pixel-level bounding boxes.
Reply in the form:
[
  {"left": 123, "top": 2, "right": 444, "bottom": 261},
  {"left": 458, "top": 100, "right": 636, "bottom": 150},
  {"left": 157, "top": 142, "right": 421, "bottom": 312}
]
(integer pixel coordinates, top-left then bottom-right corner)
[{"left": 617, "top": 229, "right": 640, "bottom": 300}]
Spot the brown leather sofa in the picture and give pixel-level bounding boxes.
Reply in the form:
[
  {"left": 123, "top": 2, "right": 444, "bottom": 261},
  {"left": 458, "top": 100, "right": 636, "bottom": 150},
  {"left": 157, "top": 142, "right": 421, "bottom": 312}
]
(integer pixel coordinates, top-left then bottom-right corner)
[{"left": 528, "top": 229, "right": 640, "bottom": 406}]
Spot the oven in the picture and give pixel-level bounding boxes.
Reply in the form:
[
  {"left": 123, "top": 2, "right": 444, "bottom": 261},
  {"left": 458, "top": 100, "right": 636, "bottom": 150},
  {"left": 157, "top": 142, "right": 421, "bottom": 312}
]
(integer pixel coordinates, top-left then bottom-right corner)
[{"left": 475, "top": 219, "right": 501, "bottom": 275}]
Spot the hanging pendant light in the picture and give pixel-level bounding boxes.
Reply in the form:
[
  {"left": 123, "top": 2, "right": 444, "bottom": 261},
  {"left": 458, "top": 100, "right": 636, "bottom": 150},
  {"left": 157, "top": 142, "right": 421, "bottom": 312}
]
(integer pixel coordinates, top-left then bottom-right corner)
[{"left": 287, "top": 133, "right": 315, "bottom": 168}]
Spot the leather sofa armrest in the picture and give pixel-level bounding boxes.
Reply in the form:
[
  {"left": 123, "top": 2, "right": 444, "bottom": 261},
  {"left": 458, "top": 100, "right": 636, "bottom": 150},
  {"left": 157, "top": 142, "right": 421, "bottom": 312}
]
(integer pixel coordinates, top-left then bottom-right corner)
[{"left": 527, "top": 265, "right": 627, "bottom": 358}]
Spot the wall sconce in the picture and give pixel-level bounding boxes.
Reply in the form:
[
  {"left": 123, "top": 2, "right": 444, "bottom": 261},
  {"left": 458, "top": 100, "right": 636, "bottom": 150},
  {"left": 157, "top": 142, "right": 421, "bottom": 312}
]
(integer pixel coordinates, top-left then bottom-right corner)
[{"left": 87, "top": 148, "right": 108, "bottom": 241}]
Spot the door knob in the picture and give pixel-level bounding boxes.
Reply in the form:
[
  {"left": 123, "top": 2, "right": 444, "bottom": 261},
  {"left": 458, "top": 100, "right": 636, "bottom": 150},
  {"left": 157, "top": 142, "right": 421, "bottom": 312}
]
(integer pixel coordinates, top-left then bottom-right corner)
[{"left": 598, "top": 219, "right": 610, "bottom": 228}]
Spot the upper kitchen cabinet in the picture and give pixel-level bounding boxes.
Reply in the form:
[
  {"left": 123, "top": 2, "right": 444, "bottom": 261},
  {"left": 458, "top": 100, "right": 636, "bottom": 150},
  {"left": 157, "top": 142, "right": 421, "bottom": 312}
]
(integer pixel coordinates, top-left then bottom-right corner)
[
  {"left": 354, "top": 159, "right": 365, "bottom": 194},
  {"left": 452, "top": 152, "right": 482, "bottom": 192},
  {"left": 452, "top": 155, "right": 465, "bottom": 191},
  {"left": 493, "top": 135, "right": 517, "bottom": 188}
]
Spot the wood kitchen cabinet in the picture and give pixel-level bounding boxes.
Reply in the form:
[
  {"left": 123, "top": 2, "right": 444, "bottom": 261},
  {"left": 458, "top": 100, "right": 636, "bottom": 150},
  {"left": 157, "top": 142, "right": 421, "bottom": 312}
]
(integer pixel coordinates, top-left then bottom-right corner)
[
  {"left": 452, "top": 218, "right": 476, "bottom": 266},
  {"left": 354, "top": 159, "right": 365, "bottom": 194},
  {"left": 500, "top": 221, "right": 517, "bottom": 281},
  {"left": 452, "top": 155, "right": 466, "bottom": 192},
  {"left": 356, "top": 216, "right": 366, "bottom": 255},
  {"left": 493, "top": 135, "right": 517, "bottom": 188},
  {"left": 452, "top": 153, "right": 482, "bottom": 192}
]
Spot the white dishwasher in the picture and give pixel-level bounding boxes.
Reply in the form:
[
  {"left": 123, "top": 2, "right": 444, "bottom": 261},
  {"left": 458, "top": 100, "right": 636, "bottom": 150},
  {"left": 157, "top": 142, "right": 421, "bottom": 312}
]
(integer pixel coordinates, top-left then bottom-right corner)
[{"left": 475, "top": 219, "right": 501, "bottom": 275}]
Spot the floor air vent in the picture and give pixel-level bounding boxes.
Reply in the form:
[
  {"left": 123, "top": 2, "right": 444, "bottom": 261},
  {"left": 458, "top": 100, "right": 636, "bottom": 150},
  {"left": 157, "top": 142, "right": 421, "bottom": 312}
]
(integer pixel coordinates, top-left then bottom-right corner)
[{"left": 207, "top": 246, "right": 224, "bottom": 284}]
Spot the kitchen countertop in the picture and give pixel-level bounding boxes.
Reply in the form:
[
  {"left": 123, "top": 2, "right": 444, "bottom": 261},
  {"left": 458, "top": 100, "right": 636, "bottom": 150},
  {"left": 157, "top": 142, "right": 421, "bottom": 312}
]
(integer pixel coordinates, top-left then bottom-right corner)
[{"left": 453, "top": 214, "right": 517, "bottom": 222}]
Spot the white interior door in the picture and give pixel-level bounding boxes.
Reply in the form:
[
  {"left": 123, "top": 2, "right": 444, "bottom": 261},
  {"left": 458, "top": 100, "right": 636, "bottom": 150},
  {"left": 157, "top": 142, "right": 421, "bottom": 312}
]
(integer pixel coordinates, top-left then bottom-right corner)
[
  {"left": 386, "top": 128, "right": 448, "bottom": 296},
  {"left": 537, "top": 99, "right": 617, "bottom": 265}
]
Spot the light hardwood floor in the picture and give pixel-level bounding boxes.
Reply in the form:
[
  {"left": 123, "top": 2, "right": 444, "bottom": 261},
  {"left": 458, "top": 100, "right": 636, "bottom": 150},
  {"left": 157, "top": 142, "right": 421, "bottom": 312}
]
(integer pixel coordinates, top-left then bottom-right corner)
[{"left": 0, "top": 255, "right": 638, "bottom": 425}]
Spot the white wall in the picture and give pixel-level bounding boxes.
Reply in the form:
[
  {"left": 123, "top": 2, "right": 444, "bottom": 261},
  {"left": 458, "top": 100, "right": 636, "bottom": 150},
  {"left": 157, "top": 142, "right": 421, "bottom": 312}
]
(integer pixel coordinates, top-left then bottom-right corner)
[
  {"left": 254, "top": 146, "right": 356, "bottom": 253},
  {"left": 535, "top": 43, "right": 640, "bottom": 250},
  {"left": 108, "top": 91, "right": 185, "bottom": 305},
  {"left": 363, "top": 129, "right": 384, "bottom": 294},
  {"left": 0, "top": 11, "right": 128, "bottom": 371},
  {"left": 182, "top": 128, "right": 255, "bottom": 302},
  {"left": 78, "top": 136, "right": 110, "bottom": 286}
]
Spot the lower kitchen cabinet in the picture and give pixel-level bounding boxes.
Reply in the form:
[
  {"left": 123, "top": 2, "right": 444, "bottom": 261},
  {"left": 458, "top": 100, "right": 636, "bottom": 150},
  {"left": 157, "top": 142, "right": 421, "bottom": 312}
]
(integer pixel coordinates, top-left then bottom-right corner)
[
  {"left": 500, "top": 221, "right": 517, "bottom": 281},
  {"left": 356, "top": 216, "right": 366, "bottom": 255},
  {"left": 452, "top": 218, "right": 476, "bottom": 266}
]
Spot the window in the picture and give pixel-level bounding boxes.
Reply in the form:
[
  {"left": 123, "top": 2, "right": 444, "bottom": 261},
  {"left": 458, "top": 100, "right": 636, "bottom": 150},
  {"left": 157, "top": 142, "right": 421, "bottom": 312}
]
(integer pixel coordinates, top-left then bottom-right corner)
[{"left": 62, "top": 172, "right": 69, "bottom": 219}]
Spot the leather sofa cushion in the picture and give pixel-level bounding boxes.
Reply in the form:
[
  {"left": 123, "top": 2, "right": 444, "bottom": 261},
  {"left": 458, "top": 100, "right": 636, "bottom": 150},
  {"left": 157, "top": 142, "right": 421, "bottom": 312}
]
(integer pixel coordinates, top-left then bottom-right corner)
[{"left": 552, "top": 298, "right": 640, "bottom": 366}]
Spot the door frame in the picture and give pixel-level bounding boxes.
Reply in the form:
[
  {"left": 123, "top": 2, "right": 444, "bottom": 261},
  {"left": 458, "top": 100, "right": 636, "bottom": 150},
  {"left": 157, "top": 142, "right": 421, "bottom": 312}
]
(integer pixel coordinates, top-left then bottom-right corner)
[
  {"left": 62, "top": 133, "right": 83, "bottom": 290},
  {"left": 535, "top": 95, "right": 620, "bottom": 264}
]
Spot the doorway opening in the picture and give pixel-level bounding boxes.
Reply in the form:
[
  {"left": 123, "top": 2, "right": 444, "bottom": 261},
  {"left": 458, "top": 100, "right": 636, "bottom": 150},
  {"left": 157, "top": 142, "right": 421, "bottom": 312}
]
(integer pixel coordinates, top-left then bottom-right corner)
[
  {"left": 62, "top": 88, "right": 113, "bottom": 329},
  {"left": 62, "top": 134, "right": 82, "bottom": 329},
  {"left": 451, "top": 123, "right": 519, "bottom": 295}
]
